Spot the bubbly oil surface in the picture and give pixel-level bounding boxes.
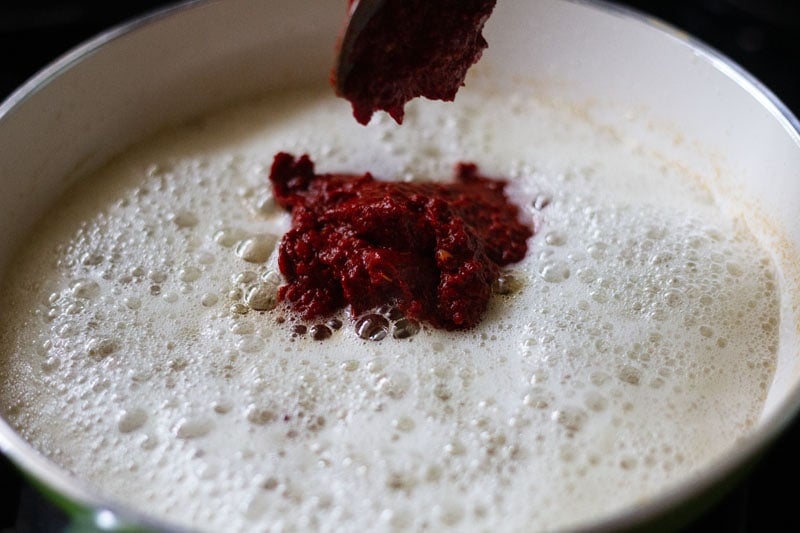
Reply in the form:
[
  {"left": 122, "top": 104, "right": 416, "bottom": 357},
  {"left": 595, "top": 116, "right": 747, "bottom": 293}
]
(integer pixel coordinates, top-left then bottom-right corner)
[{"left": 0, "top": 82, "right": 780, "bottom": 532}]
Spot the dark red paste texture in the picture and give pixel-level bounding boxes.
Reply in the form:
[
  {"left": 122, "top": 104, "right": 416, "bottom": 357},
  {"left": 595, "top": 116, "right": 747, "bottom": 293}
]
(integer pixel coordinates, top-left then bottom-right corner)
[
  {"left": 269, "top": 152, "right": 533, "bottom": 330},
  {"left": 334, "top": 0, "right": 497, "bottom": 125}
]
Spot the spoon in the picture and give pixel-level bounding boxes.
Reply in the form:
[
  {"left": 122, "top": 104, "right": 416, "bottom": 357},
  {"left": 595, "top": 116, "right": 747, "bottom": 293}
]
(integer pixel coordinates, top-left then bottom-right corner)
[{"left": 332, "top": 0, "right": 497, "bottom": 125}]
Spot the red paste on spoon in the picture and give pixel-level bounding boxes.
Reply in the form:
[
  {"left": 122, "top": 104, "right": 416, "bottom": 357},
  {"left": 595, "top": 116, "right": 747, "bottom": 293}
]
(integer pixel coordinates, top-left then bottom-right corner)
[
  {"left": 333, "top": 0, "right": 497, "bottom": 125},
  {"left": 269, "top": 152, "right": 533, "bottom": 330}
]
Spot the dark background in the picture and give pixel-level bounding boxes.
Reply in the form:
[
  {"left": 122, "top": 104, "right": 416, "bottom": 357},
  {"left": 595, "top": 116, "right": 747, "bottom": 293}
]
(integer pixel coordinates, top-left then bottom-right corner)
[{"left": 1, "top": 1, "right": 799, "bottom": 531}]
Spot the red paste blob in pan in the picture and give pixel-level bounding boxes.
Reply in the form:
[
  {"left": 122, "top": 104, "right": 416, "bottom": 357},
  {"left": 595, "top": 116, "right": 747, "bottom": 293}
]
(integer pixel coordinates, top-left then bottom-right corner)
[
  {"left": 269, "top": 152, "right": 534, "bottom": 330},
  {"left": 333, "top": 0, "right": 497, "bottom": 125}
]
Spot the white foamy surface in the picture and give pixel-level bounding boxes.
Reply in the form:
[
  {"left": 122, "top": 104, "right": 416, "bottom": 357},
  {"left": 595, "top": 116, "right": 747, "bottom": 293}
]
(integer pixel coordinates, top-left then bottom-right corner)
[{"left": 0, "top": 83, "right": 779, "bottom": 532}]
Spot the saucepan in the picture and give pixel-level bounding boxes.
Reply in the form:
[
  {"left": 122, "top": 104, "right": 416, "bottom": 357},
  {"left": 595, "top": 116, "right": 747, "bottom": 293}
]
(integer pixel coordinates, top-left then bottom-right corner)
[{"left": 1, "top": 0, "right": 799, "bottom": 531}]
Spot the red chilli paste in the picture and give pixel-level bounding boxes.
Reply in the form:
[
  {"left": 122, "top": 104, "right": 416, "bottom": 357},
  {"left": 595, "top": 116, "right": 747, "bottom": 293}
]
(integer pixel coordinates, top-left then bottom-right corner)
[
  {"left": 268, "top": 152, "right": 534, "bottom": 330},
  {"left": 334, "top": 0, "right": 497, "bottom": 125}
]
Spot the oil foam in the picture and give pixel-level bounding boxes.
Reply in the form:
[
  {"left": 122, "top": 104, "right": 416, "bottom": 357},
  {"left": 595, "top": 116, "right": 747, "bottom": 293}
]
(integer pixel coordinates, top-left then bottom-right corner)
[{"left": 0, "top": 82, "right": 779, "bottom": 531}]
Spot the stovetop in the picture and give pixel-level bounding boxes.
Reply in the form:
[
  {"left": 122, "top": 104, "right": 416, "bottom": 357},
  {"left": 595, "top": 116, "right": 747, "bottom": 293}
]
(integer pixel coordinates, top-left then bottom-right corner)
[{"left": 1, "top": 1, "right": 800, "bottom": 531}]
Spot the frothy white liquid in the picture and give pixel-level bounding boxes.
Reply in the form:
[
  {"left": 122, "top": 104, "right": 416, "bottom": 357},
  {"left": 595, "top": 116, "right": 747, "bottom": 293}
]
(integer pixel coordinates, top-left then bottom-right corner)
[{"left": 0, "top": 82, "right": 779, "bottom": 532}]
